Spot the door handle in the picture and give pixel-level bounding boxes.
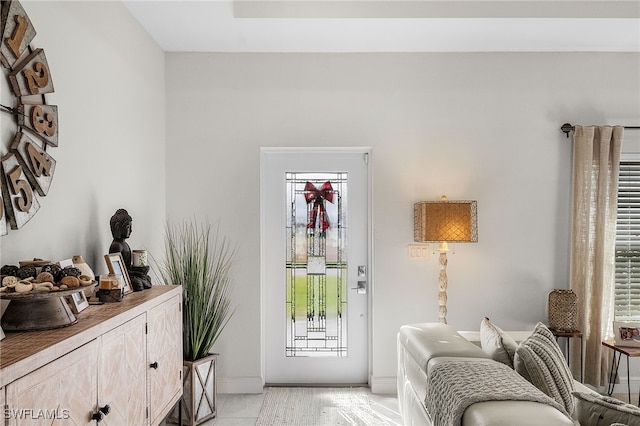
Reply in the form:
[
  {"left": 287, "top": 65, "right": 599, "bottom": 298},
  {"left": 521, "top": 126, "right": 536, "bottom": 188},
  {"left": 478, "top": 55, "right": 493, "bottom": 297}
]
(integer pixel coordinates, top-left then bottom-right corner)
[
  {"left": 350, "top": 265, "right": 367, "bottom": 294},
  {"left": 350, "top": 281, "right": 366, "bottom": 294}
]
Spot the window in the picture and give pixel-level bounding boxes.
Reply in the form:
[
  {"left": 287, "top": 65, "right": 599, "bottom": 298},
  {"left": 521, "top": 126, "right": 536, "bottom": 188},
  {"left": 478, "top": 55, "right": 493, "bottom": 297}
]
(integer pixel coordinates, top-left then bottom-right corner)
[
  {"left": 285, "top": 173, "right": 348, "bottom": 357},
  {"left": 615, "top": 161, "right": 640, "bottom": 321}
]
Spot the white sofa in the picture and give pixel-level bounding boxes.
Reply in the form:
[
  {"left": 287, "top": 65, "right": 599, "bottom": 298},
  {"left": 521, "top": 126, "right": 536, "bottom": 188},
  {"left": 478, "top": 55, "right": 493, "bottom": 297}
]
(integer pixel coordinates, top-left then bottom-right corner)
[{"left": 397, "top": 322, "right": 597, "bottom": 425}]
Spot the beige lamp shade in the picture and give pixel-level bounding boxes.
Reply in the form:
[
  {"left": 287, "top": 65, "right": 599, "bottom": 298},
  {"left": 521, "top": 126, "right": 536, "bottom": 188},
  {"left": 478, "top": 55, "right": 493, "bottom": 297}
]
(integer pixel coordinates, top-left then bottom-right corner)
[{"left": 414, "top": 197, "right": 478, "bottom": 243}]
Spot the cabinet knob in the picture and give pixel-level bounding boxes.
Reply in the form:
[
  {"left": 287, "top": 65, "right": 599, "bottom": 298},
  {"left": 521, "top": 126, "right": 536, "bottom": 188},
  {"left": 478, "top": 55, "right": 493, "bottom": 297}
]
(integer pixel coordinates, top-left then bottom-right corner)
[
  {"left": 92, "top": 405, "right": 110, "bottom": 422},
  {"left": 150, "top": 361, "right": 158, "bottom": 369}
]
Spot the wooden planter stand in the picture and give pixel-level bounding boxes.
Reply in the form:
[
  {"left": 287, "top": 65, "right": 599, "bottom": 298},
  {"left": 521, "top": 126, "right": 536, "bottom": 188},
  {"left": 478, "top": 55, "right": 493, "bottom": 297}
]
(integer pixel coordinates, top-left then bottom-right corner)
[{"left": 169, "top": 353, "right": 218, "bottom": 425}]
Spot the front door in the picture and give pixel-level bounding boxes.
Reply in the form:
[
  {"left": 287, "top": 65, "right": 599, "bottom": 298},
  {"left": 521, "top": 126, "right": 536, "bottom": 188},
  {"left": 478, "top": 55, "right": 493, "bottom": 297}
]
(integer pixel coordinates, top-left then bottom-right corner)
[{"left": 262, "top": 148, "right": 370, "bottom": 384}]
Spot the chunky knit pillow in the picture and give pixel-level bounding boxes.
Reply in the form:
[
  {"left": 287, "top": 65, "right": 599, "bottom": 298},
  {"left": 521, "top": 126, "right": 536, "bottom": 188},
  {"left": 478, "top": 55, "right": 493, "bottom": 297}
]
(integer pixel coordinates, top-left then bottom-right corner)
[
  {"left": 573, "top": 391, "right": 640, "bottom": 426},
  {"left": 513, "top": 322, "right": 575, "bottom": 415},
  {"left": 480, "top": 317, "right": 518, "bottom": 367}
]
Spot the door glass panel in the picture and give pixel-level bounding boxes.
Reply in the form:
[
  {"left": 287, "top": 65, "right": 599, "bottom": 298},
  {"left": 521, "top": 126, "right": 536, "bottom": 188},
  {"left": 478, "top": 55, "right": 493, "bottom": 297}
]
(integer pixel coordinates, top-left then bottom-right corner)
[{"left": 285, "top": 172, "right": 347, "bottom": 357}]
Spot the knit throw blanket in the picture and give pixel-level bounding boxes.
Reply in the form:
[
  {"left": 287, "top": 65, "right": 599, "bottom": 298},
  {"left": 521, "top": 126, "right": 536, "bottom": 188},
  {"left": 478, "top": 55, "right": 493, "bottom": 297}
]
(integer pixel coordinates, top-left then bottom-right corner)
[{"left": 425, "top": 360, "right": 568, "bottom": 426}]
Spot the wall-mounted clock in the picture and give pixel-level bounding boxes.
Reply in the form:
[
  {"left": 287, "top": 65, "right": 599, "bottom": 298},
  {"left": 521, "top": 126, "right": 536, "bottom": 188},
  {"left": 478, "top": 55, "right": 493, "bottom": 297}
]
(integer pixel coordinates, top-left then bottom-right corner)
[{"left": 0, "top": 0, "right": 57, "bottom": 235}]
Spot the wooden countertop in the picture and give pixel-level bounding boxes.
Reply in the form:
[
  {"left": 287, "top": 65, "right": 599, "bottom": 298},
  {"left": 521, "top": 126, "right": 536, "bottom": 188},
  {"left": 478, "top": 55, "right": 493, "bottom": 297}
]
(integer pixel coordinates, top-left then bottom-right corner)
[{"left": 0, "top": 285, "right": 182, "bottom": 387}]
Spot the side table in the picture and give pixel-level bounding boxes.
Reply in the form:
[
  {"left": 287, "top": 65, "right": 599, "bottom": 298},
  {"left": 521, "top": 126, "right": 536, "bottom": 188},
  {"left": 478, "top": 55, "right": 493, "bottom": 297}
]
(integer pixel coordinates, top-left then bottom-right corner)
[
  {"left": 602, "top": 340, "right": 640, "bottom": 406},
  {"left": 550, "top": 328, "right": 583, "bottom": 383}
]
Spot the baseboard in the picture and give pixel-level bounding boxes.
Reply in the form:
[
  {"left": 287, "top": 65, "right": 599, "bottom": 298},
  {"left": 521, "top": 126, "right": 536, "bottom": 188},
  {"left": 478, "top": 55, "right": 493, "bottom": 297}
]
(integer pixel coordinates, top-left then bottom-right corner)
[
  {"left": 370, "top": 376, "right": 397, "bottom": 395},
  {"left": 217, "top": 376, "right": 265, "bottom": 394},
  {"left": 217, "top": 376, "right": 398, "bottom": 395}
]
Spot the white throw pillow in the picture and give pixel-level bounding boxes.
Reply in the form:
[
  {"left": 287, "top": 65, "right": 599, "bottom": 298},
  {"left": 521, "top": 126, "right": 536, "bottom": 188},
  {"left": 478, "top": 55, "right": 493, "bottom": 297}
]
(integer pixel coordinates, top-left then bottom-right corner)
[
  {"left": 480, "top": 317, "right": 518, "bottom": 367},
  {"left": 513, "top": 322, "right": 575, "bottom": 415}
]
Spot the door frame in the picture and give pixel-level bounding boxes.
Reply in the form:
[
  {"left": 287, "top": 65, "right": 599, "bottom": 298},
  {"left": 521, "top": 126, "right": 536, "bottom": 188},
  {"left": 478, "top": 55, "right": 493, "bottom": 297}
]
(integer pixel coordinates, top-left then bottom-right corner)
[{"left": 259, "top": 147, "right": 373, "bottom": 386}]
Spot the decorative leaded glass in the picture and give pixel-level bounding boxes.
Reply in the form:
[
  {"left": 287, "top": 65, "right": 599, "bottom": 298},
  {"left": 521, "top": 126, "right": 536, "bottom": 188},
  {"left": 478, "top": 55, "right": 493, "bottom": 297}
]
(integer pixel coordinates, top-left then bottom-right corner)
[{"left": 285, "top": 173, "right": 347, "bottom": 357}]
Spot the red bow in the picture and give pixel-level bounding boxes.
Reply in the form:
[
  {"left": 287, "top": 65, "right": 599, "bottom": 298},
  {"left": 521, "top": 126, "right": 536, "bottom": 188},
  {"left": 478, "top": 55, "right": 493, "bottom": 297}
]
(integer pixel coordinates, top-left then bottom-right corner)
[{"left": 304, "top": 181, "right": 334, "bottom": 232}]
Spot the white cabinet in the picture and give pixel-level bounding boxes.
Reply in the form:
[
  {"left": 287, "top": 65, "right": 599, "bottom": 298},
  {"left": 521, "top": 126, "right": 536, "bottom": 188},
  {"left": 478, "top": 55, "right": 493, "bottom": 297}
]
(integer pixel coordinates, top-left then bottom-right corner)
[
  {"left": 1, "top": 286, "right": 182, "bottom": 426},
  {"left": 98, "top": 314, "right": 148, "bottom": 425},
  {"left": 147, "top": 297, "right": 182, "bottom": 426}
]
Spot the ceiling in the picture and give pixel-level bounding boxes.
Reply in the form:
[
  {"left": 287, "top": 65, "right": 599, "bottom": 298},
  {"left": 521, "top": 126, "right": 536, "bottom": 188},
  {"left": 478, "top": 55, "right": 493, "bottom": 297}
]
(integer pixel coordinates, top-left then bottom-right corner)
[{"left": 122, "top": 0, "right": 640, "bottom": 53}]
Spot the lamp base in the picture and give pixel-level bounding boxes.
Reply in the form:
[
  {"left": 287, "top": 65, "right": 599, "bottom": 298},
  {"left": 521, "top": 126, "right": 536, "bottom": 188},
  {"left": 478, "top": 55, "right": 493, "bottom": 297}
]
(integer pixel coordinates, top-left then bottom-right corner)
[{"left": 438, "top": 251, "right": 448, "bottom": 324}]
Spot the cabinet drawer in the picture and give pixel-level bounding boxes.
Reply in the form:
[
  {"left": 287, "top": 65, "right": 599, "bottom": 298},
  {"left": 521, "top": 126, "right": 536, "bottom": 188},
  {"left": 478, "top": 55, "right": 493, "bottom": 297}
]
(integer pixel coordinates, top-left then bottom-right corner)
[{"left": 6, "top": 340, "right": 98, "bottom": 426}]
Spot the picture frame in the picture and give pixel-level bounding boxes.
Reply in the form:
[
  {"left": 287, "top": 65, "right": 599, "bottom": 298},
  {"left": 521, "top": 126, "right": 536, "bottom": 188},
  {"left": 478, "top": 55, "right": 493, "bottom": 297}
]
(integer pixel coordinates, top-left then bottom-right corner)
[
  {"left": 104, "top": 253, "right": 133, "bottom": 294},
  {"left": 613, "top": 321, "right": 640, "bottom": 347},
  {"left": 66, "top": 290, "right": 89, "bottom": 314}
]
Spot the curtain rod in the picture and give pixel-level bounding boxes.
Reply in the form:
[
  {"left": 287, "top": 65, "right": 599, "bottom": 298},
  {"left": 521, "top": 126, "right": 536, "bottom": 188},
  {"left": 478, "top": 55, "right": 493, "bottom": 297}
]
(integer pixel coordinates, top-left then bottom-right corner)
[{"left": 561, "top": 123, "right": 640, "bottom": 138}]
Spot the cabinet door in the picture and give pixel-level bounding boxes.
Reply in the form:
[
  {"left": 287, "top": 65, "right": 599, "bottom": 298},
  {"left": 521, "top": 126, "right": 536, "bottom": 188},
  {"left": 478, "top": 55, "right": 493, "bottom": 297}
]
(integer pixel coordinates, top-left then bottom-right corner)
[
  {"left": 147, "top": 294, "right": 183, "bottom": 425},
  {"left": 98, "top": 314, "right": 147, "bottom": 426},
  {"left": 5, "top": 340, "right": 98, "bottom": 426}
]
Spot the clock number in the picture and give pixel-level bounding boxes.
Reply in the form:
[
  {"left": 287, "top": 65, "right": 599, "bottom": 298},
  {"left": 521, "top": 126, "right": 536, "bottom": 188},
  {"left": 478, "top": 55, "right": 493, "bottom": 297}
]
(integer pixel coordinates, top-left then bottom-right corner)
[
  {"left": 11, "top": 128, "right": 56, "bottom": 196},
  {"left": 1, "top": 153, "right": 40, "bottom": 230},
  {"left": 31, "top": 105, "right": 56, "bottom": 137},
  {"left": 5, "top": 15, "right": 28, "bottom": 59},
  {"left": 19, "top": 104, "right": 58, "bottom": 147},
  {"left": 26, "top": 142, "right": 52, "bottom": 177},
  {"left": 23, "top": 61, "right": 49, "bottom": 95},
  {"left": 9, "top": 49, "right": 54, "bottom": 97},
  {"left": 0, "top": 1, "right": 36, "bottom": 69},
  {"left": 7, "top": 164, "right": 32, "bottom": 212}
]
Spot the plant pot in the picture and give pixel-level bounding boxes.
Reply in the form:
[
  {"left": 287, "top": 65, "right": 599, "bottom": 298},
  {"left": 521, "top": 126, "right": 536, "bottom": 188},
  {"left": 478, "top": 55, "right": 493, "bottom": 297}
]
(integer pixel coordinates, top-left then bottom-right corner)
[{"left": 168, "top": 353, "right": 218, "bottom": 425}]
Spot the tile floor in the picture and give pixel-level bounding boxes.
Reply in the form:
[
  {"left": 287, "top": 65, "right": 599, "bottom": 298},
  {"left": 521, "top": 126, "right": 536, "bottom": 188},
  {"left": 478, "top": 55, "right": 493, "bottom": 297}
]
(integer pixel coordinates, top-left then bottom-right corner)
[{"left": 197, "top": 389, "right": 402, "bottom": 425}]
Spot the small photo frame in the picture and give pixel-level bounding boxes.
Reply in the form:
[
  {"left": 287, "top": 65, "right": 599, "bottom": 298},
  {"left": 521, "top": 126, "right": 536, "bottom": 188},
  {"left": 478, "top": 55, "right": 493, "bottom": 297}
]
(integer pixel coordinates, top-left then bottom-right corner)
[
  {"left": 104, "top": 253, "right": 133, "bottom": 294},
  {"left": 613, "top": 321, "right": 640, "bottom": 347},
  {"left": 66, "top": 291, "right": 89, "bottom": 314}
]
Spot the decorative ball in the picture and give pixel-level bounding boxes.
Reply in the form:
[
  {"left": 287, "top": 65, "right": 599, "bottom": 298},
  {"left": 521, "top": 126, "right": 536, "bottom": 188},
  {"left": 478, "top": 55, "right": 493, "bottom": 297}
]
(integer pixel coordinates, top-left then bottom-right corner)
[
  {"left": 35, "top": 272, "right": 54, "bottom": 283},
  {"left": 40, "top": 263, "right": 61, "bottom": 277},
  {"left": 55, "top": 266, "right": 81, "bottom": 282},
  {"left": 60, "top": 276, "right": 80, "bottom": 288},
  {"left": 17, "top": 265, "right": 37, "bottom": 279},
  {"left": 0, "top": 265, "right": 18, "bottom": 276}
]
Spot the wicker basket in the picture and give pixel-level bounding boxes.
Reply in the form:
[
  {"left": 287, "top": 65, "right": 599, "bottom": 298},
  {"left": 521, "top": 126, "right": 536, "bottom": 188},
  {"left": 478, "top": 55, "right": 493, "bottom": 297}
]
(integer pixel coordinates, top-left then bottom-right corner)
[{"left": 548, "top": 289, "right": 578, "bottom": 332}]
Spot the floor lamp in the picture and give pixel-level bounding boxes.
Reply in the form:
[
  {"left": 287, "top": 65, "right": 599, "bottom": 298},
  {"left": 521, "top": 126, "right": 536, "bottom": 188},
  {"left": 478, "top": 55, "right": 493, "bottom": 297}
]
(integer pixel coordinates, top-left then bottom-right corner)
[{"left": 414, "top": 195, "right": 478, "bottom": 324}]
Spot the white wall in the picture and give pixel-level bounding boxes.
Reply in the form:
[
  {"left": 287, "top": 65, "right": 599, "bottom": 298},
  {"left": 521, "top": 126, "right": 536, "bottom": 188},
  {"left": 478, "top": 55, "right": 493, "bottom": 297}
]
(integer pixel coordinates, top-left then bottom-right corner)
[
  {"left": 166, "top": 52, "right": 640, "bottom": 393},
  {"left": 1, "top": 2, "right": 638, "bottom": 395},
  {"left": 0, "top": 2, "right": 166, "bottom": 274}
]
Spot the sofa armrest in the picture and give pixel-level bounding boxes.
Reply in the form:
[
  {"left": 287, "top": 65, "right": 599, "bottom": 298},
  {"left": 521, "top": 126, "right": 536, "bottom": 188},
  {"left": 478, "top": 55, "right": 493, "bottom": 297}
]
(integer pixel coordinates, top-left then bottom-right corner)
[
  {"left": 398, "top": 323, "right": 489, "bottom": 372},
  {"left": 463, "top": 401, "right": 575, "bottom": 425}
]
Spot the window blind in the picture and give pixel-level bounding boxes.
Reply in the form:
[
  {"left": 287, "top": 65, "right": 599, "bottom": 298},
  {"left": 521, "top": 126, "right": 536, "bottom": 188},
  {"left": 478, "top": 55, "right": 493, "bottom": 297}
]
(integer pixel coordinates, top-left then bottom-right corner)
[{"left": 615, "top": 161, "right": 640, "bottom": 321}]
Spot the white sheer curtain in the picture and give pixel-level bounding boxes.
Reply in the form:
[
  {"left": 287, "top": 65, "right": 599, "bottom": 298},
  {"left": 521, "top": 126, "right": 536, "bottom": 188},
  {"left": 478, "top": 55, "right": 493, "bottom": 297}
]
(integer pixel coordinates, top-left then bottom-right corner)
[{"left": 569, "top": 125, "right": 623, "bottom": 387}]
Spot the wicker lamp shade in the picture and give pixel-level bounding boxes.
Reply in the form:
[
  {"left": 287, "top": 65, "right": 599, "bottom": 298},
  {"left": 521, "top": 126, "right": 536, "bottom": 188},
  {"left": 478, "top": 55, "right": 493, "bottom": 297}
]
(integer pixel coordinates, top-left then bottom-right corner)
[
  {"left": 413, "top": 195, "right": 478, "bottom": 324},
  {"left": 548, "top": 289, "right": 578, "bottom": 332},
  {"left": 414, "top": 198, "right": 478, "bottom": 243}
]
